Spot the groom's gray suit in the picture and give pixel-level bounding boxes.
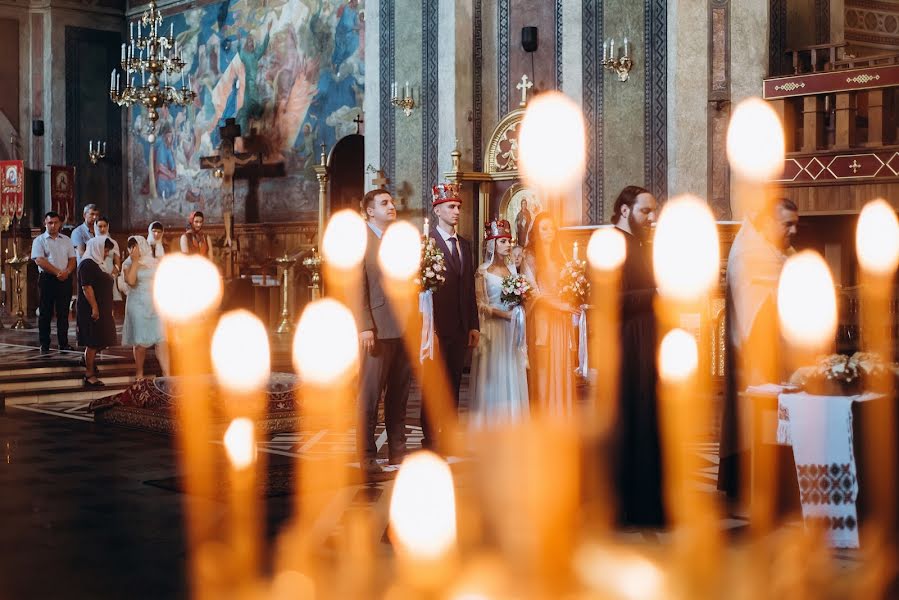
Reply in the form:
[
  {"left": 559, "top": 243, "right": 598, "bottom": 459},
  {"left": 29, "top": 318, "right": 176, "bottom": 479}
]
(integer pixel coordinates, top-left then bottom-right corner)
[{"left": 354, "top": 224, "right": 411, "bottom": 466}]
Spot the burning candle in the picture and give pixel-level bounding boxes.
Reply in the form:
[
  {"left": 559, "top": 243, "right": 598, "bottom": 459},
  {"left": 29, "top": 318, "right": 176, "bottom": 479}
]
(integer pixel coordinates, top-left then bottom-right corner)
[
  {"left": 855, "top": 199, "right": 899, "bottom": 544},
  {"left": 389, "top": 450, "right": 457, "bottom": 589},
  {"left": 212, "top": 310, "right": 269, "bottom": 590},
  {"left": 423, "top": 217, "right": 430, "bottom": 238},
  {"left": 572, "top": 241, "right": 579, "bottom": 262},
  {"left": 519, "top": 91, "right": 586, "bottom": 217},
  {"left": 726, "top": 98, "right": 785, "bottom": 218},
  {"left": 653, "top": 194, "right": 720, "bottom": 302},
  {"left": 153, "top": 254, "right": 223, "bottom": 597},
  {"left": 322, "top": 209, "right": 367, "bottom": 310},
  {"left": 776, "top": 250, "right": 837, "bottom": 354}
]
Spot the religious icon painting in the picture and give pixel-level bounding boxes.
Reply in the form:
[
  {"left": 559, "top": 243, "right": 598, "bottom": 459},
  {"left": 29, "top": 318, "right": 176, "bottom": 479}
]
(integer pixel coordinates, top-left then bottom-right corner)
[
  {"left": 0, "top": 160, "right": 24, "bottom": 218},
  {"left": 50, "top": 165, "right": 76, "bottom": 224},
  {"left": 499, "top": 182, "right": 543, "bottom": 248}
]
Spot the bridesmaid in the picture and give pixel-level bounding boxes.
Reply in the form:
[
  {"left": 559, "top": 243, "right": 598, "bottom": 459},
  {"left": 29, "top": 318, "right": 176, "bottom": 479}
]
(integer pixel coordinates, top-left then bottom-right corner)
[
  {"left": 522, "top": 212, "right": 578, "bottom": 415},
  {"left": 468, "top": 218, "right": 529, "bottom": 428}
]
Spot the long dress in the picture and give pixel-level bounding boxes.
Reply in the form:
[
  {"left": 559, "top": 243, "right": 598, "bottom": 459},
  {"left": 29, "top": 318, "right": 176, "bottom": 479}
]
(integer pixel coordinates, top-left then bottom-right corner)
[
  {"left": 614, "top": 229, "right": 666, "bottom": 527},
  {"left": 523, "top": 253, "right": 576, "bottom": 416},
  {"left": 99, "top": 239, "right": 122, "bottom": 302},
  {"left": 76, "top": 259, "right": 117, "bottom": 350},
  {"left": 122, "top": 263, "right": 164, "bottom": 348},
  {"left": 468, "top": 271, "right": 530, "bottom": 427}
]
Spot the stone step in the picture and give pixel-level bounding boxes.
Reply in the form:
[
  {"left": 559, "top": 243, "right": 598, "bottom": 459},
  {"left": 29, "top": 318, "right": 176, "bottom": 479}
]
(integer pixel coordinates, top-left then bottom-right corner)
[
  {"left": 0, "top": 369, "right": 148, "bottom": 393},
  {"left": 1, "top": 380, "right": 134, "bottom": 405}
]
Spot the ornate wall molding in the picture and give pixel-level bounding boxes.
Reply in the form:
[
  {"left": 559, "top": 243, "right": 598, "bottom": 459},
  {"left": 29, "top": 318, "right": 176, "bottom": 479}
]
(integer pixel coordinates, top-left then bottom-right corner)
[
  {"left": 582, "top": 0, "right": 603, "bottom": 223},
  {"left": 846, "top": 1, "right": 899, "bottom": 49},
  {"left": 421, "top": 0, "right": 438, "bottom": 210},
  {"left": 554, "top": 0, "right": 563, "bottom": 89},
  {"left": 379, "top": 0, "right": 395, "bottom": 192},
  {"left": 644, "top": 0, "right": 667, "bottom": 203},
  {"left": 473, "top": 0, "right": 483, "bottom": 171},
  {"left": 497, "top": 0, "right": 510, "bottom": 118}
]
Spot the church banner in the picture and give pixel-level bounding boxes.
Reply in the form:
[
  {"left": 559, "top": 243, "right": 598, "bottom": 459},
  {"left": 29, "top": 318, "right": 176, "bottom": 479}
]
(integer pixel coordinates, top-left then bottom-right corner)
[
  {"left": 0, "top": 160, "right": 24, "bottom": 219},
  {"left": 50, "top": 165, "right": 76, "bottom": 224}
]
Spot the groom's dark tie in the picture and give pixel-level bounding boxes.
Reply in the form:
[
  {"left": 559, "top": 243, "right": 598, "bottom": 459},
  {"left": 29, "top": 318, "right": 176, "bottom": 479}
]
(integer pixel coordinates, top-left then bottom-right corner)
[{"left": 448, "top": 236, "right": 461, "bottom": 270}]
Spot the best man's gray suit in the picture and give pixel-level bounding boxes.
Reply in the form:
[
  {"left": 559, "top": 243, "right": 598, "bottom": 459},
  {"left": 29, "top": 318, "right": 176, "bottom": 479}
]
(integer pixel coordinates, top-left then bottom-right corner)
[{"left": 355, "top": 224, "right": 411, "bottom": 468}]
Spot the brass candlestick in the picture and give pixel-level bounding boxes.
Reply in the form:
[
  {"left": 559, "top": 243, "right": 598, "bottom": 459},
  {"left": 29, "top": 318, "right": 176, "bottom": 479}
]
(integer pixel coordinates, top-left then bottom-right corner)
[
  {"left": 0, "top": 214, "right": 10, "bottom": 329},
  {"left": 302, "top": 248, "right": 322, "bottom": 302},
  {"left": 274, "top": 253, "right": 298, "bottom": 335},
  {"left": 7, "top": 254, "right": 32, "bottom": 330}
]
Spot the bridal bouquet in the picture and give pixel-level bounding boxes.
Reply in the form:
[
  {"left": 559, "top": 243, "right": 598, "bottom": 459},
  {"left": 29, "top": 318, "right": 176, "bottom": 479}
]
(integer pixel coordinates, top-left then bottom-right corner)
[
  {"left": 559, "top": 258, "right": 590, "bottom": 307},
  {"left": 500, "top": 273, "right": 533, "bottom": 307},
  {"left": 417, "top": 238, "right": 447, "bottom": 292}
]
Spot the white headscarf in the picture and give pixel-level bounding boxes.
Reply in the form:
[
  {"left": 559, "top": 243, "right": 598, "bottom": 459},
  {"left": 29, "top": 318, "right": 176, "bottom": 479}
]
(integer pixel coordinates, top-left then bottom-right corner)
[
  {"left": 123, "top": 235, "right": 158, "bottom": 271},
  {"left": 83, "top": 235, "right": 109, "bottom": 266},
  {"left": 93, "top": 222, "right": 120, "bottom": 259},
  {"left": 147, "top": 224, "right": 166, "bottom": 258}
]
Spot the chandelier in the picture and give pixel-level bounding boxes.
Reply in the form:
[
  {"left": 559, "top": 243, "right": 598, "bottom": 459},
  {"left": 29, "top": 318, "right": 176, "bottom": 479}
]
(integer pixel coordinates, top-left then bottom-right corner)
[{"left": 109, "top": 0, "right": 195, "bottom": 142}]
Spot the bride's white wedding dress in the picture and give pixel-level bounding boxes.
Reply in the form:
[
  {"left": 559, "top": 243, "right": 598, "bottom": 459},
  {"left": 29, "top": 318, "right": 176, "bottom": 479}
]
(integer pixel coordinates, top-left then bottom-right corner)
[{"left": 468, "top": 270, "right": 530, "bottom": 428}]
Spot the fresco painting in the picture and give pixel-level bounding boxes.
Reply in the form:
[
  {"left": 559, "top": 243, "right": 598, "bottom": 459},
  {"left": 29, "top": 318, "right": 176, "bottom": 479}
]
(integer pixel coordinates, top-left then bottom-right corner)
[{"left": 128, "top": 0, "right": 364, "bottom": 225}]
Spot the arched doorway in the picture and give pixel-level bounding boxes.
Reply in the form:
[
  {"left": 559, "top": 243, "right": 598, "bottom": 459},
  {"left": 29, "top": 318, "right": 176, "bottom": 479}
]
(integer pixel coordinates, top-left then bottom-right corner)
[{"left": 328, "top": 133, "right": 364, "bottom": 214}]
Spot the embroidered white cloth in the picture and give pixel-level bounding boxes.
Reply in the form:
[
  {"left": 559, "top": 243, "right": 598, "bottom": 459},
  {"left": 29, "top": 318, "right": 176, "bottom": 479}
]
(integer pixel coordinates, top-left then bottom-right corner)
[
  {"left": 777, "top": 391, "right": 883, "bottom": 548},
  {"left": 418, "top": 290, "right": 434, "bottom": 363}
]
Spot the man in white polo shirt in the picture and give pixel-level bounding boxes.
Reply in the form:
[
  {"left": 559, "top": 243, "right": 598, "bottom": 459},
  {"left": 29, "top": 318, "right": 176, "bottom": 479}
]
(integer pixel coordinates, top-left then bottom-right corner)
[
  {"left": 71, "top": 203, "right": 98, "bottom": 263},
  {"left": 31, "top": 211, "right": 76, "bottom": 353}
]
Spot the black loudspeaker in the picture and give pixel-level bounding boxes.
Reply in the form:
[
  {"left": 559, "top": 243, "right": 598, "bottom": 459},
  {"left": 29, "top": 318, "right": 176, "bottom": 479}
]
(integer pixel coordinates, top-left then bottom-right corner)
[
  {"left": 521, "top": 26, "right": 538, "bottom": 53},
  {"left": 32, "top": 119, "right": 44, "bottom": 137}
]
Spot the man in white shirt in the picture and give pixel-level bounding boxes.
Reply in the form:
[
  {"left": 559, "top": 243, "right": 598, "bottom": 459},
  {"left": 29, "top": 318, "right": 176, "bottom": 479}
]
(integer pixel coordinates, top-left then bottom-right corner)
[
  {"left": 31, "top": 211, "right": 77, "bottom": 353},
  {"left": 71, "top": 203, "right": 99, "bottom": 263}
]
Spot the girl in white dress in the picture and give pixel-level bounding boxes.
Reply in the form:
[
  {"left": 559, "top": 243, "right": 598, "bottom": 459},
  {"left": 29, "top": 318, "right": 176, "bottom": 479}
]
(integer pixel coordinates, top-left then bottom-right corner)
[{"left": 469, "top": 218, "right": 529, "bottom": 428}]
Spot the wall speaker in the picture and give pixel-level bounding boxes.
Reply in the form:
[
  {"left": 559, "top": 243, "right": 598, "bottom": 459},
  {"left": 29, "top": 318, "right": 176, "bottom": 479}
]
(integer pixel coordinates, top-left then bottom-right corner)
[
  {"left": 32, "top": 119, "right": 44, "bottom": 137},
  {"left": 521, "top": 26, "right": 538, "bottom": 53}
]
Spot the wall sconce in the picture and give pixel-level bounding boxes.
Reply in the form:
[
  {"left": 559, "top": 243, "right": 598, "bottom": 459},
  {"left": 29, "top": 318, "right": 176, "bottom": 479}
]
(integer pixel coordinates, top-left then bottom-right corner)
[
  {"left": 602, "top": 36, "right": 633, "bottom": 82},
  {"left": 391, "top": 81, "right": 415, "bottom": 117},
  {"left": 88, "top": 140, "right": 107, "bottom": 165}
]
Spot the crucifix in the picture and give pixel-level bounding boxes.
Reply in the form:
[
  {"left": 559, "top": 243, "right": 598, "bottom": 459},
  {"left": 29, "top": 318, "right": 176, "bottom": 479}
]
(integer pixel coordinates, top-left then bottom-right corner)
[
  {"left": 517, "top": 74, "right": 533, "bottom": 106},
  {"left": 353, "top": 113, "right": 364, "bottom": 135},
  {"left": 200, "top": 117, "right": 285, "bottom": 278}
]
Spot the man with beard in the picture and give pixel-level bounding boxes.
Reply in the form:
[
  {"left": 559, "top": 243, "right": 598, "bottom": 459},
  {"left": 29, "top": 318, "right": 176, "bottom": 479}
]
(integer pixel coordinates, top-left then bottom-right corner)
[
  {"left": 718, "top": 197, "right": 799, "bottom": 503},
  {"left": 610, "top": 185, "right": 664, "bottom": 528}
]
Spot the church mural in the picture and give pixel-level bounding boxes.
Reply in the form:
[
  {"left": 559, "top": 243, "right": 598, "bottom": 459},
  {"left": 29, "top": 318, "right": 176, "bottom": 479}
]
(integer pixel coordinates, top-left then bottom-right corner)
[{"left": 127, "top": 0, "right": 364, "bottom": 226}]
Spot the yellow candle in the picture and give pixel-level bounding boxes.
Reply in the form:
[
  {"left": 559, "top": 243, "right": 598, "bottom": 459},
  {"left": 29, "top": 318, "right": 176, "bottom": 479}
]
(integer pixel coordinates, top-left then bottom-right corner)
[
  {"left": 322, "top": 208, "right": 368, "bottom": 312},
  {"left": 211, "top": 309, "right": 270, "bottom": 590},
  {"left": 776, "top": 250, "right": 837, "bottom": 355}
]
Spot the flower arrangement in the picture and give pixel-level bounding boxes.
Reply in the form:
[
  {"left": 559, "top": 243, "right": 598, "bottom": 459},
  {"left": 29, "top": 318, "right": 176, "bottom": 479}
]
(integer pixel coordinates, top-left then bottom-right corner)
[
  {"left": 500, "top": 273, "right": 533, "bottom": 307},
  {"left": 790, "top": 352, "right": 898, "bottom": 395},
  {"left": 416, "top": 237, "right": 447, "bottom": 292},
  {"left": 559, "top": 258, "right": 590, "bottom": 307}
]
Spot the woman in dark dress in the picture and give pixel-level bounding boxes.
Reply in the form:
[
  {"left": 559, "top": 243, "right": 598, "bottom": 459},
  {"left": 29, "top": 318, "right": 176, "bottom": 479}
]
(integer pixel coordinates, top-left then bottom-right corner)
[{"left": 78, "top": 236, "right": 117, "bottom": 387}]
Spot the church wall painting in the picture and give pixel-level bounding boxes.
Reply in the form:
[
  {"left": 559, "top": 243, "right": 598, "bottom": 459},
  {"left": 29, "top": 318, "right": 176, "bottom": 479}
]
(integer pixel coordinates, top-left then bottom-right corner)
[
  {"left": 0, "top": 18, "right": 20, "bottom": 161},
  {"left": 126, "top": 0, "right": 364, "bottom": 227}
]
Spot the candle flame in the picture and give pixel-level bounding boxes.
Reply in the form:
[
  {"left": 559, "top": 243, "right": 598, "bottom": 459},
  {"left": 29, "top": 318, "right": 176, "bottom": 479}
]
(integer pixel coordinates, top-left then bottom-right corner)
[
  {"left": 518, "top": 91, "right": 587, "bottom": 195},
  {"left": 587, "top": 227, "right": 626, "bottom": 271},
  {"left": 389, "top": 451, "right": 456, "bottom": 560},
  {"left": 856, "top": 199, "right": 899, "bottom": 275},
  {"left": 652, "top": 195, "right": 720, "bottom": 301},
  {"left": 153, "top": 254, "right": 222, "bottom": 322},
  {"left": 323, "top": 209, "right": 368, "bottom": 269},
  {"left": 378, "top": 222, "right": 421, "bottom": 280},
  {"left": 726, "top": 97, "right": 785, "bottom": 182},
  {"left": 223, "top": 418, "right": 255, "bottom": 470},
  {"left": 777, "top": 250, "right": 837, "bottom": 349},
  {"left": 658, "top": 328, "right": 698, "bottom": 383},
  {"left": 211, "top": 310, "right": 270, "bottom": 393},
  {"left": 293, "top": 299, "right": 359, "bottom": 384}
]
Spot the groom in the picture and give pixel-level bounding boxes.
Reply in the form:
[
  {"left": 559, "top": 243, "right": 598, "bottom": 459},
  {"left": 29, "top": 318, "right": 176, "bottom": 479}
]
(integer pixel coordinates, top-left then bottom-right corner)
[{"left": 422, "top": 183, "right": 479, "bottom": 451}]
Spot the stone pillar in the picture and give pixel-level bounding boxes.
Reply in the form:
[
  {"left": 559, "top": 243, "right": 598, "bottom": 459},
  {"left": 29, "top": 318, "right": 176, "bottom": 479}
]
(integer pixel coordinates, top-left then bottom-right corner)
[
  {"left": 730, "top": 0, "right": 768, "bottom": 106},
  {"left": 561, "top": 0, "right": 584, "bottom": 225},
  {"left": 667, "top": 0, "right": 708, "bottom": 200},
  {"left": 437, "top": 0, "right": 473, "bottom": 178},
  {"left": 363, "top": 0, "right": 382, "bottom": 191},
  {"left": 395, "top": 0, "right": 423, "bottom": 213}
]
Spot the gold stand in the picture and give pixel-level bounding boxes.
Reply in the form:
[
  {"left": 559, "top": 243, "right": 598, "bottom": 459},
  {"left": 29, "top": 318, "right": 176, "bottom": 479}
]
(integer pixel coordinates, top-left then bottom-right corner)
[
  {"left": 274, "top": 254, "right": 297, "bottom": 335},
  {"left": 7, "top": 254, "right": 32, "bottom": 330},
  {"left": 0, "top": 215, "right": 9, "bottom": 330},
  {"left": 303, "top": 249, "right": 322, "bottom": 302}
]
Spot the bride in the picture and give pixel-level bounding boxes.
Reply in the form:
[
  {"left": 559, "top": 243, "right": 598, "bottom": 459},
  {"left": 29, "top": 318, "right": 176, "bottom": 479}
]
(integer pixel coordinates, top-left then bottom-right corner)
[{"left": 468, "top": 218, "right": 530, "bottom": 428}]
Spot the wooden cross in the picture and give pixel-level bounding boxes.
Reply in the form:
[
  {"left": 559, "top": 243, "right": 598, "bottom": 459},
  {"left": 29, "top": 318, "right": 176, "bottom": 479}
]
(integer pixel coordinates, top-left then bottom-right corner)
[
  {"left": 517, "top": 74, "right": 533, "bottom": 106},
  {"left": 372, "top": 170, "right": 389, "bottom": 187},
  {"left": 353, "top": 113, "right": 364, "bottom": 134},
  {"left": 200, "top": 118, "right": 285, "bottom": 276}
]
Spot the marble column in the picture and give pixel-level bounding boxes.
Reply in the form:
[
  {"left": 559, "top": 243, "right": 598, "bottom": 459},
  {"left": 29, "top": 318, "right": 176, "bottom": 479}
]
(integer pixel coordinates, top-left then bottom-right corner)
[
  {"left": 363, "top": 0, "right": 382, "bottom": 191},
  {"left": 561, "top": 0, "right": 584, "bottom": 225},
  {"left": 394, "top": 0, "right": 423, "bottom": 213},
  {"left": 436, "top": 0, "right": 472, "bottom": 180},
  {"left": 667, "top": 0, "right": 708, "bottom": 201}
]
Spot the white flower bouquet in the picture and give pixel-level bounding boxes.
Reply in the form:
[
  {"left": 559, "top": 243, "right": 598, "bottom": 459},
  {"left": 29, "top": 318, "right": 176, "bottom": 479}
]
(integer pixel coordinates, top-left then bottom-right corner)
[
  {"left": 500, "top": 273, "right": 533, "bottom": 307},
  {"left": 416, "top": 237, "right": 447, "bottom": 292},
  {"left": 790, "top": 352, "right": 897, "bottom": 395}
]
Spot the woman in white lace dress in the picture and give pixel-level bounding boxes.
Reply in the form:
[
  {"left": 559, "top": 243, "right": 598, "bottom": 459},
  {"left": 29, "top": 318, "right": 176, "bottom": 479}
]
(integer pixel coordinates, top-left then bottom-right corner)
[{"left": 468, "top": 218, "right": 529, "bottom": 428}]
